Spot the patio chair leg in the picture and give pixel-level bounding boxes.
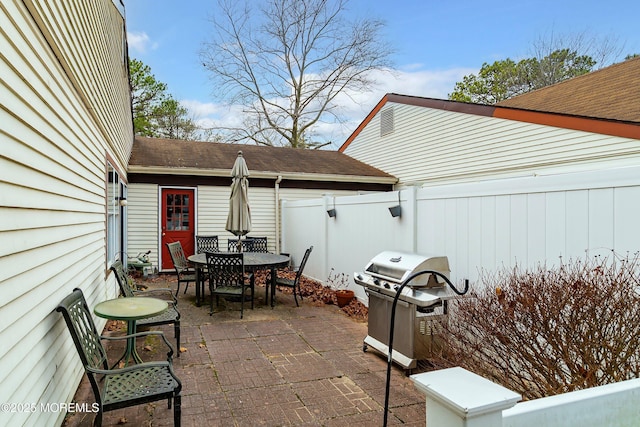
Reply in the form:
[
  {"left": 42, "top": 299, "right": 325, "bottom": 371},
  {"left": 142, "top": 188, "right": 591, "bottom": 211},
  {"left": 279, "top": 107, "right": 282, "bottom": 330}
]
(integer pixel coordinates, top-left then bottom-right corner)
[
  {"left": 94, "top": 409, "right": 103, "bottom": 427},
  {"left": 174, "top": 395, "right": 181, "bottom": 427},
  {"left": 175, "top": 321, "right": 181, "bottom": 356}
]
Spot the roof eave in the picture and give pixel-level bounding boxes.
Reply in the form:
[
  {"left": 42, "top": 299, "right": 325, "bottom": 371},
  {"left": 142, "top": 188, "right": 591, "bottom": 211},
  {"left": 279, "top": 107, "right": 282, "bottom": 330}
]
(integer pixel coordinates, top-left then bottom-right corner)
[{"left": 127, "top": 165, "right": 398, "bottom": 184}]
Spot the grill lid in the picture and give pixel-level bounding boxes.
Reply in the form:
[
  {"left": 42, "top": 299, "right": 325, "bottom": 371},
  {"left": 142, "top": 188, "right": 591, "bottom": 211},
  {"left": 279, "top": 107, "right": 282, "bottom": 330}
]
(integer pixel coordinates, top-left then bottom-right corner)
[{"left": 364, "top": 251, "right": 450, "bottom": 287}]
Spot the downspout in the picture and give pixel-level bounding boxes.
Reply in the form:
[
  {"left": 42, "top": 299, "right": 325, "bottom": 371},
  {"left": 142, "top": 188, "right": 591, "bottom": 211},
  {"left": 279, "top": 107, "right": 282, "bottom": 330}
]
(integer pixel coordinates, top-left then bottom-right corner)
[{"left": 275, "top": 175, "right": 283, "bottom": 254}]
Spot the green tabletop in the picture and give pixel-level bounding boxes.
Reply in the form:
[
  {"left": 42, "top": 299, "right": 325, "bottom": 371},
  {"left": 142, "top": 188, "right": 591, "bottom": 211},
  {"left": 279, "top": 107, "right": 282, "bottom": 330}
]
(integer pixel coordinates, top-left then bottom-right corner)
[{"left": 94, "top": 297, "right": 168, "bottom": 321}]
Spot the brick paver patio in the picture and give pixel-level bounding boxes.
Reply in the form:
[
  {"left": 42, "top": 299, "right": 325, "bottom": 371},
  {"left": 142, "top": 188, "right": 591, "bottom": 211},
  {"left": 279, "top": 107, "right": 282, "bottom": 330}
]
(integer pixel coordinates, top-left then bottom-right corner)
[{"left": 63, "top": 275, "right": 426, "bottom": 426}]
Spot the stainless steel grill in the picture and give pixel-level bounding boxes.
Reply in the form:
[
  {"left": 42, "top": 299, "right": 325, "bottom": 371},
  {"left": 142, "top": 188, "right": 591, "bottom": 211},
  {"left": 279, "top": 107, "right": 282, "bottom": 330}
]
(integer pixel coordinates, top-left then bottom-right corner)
[{"left": 354, "top": 251, "right": 459, "bottom": 371}]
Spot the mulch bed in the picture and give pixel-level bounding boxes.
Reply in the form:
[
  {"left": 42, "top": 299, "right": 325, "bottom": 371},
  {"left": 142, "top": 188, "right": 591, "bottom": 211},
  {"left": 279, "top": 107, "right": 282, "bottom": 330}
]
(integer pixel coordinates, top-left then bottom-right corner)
[
  {"left": 136, "top": 268, "right": 368, "bottom": 322},
  {"left": 253, "top": 269, "right": 369, "bottom": 322}
]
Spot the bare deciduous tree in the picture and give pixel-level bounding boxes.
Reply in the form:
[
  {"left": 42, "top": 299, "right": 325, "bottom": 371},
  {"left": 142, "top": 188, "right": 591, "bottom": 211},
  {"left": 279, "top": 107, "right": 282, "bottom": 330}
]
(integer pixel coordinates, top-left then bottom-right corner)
[
  {"left": 200, "top": 0, "right": 393, "bottom": 148},
  {"left": 529, "top": 29, "right": 626, "bottom": 71}
]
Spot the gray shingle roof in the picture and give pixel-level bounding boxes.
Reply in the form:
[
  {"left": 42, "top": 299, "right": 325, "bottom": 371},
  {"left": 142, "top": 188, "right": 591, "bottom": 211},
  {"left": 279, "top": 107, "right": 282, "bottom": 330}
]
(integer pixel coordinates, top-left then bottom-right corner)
[
  {"left": 129, "top": 137, "right": 396, "bottom": 182},
  {"left": 497, "top": 57, "right": 640, "bottom": 123}
]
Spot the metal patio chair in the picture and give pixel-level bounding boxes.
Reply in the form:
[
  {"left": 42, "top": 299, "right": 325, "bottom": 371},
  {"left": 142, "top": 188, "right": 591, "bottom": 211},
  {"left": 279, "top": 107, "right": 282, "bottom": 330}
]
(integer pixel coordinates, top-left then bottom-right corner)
[
  {"left": 246, "top": 236, "right": 268, "bottom": 252},
  {"left": 166, "top": 241, "right": 196, "bottom": 296},
  {"left": 111, "top": 260, "right": 181, "bottom": 355},
  {"left": 196, "top": 235, "right": 219, "bottom": 253},
  {"left": 111, "top": 260, "right": 176, "bottom": 303},
  {"left": 194, "top": 236, "right": 219, "bottom": 301},
  {"left": 56, "top": 288, "right": 182, "bottom": 427},
  {"left": 273, "top": 246, "right": 313, "bottom": 307},
  {"left": 227, "top": 237, "right": 254, "bottom": 252},
  {"left": 206, "top": 252, "right": 254, "bottom": 318}
]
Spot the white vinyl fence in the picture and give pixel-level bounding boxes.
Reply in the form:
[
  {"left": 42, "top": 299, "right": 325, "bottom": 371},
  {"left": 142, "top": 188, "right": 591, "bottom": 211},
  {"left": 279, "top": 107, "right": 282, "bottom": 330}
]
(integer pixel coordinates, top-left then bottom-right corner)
[
  {"left": 411, "top": 367, "right": 640, "bottom": 427},
  {"left": 281, "top": 165, "right": 640, "bottom": 301},
  {"left": 282, "top": 165, "right": 640, "bottom": 424}
]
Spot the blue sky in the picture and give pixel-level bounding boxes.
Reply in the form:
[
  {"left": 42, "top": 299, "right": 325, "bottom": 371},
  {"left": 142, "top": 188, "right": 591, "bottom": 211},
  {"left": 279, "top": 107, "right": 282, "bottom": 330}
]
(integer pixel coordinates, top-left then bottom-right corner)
[{"left": 124, "top": 0, "right": 640, "bottom": 147}]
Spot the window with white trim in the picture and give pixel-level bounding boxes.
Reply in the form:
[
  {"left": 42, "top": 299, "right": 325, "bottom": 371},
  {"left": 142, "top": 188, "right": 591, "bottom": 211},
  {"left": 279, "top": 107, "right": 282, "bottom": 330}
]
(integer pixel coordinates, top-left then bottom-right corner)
[{"left": 107, "top": 163, "right": 126, "bottom": 264}]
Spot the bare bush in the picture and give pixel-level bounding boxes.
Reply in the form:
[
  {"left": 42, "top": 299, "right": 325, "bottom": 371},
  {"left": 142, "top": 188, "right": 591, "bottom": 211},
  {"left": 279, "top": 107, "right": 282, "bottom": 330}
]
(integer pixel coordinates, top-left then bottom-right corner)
[{"left": 440, "top": 252, "right": 640, "bottom": 400}]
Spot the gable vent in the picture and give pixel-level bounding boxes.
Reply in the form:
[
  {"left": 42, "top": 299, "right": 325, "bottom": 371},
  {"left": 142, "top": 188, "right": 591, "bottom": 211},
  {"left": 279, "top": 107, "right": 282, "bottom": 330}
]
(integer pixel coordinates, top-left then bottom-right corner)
[{"left": 380, "top": 107, "right": 394, "bottom": 136}]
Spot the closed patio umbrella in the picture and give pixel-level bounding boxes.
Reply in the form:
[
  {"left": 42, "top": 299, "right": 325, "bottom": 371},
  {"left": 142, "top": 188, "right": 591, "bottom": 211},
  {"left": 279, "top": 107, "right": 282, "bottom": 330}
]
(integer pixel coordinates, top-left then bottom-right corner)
[{"left": 225, "top": 151, "right": 252, "bottom": 250}]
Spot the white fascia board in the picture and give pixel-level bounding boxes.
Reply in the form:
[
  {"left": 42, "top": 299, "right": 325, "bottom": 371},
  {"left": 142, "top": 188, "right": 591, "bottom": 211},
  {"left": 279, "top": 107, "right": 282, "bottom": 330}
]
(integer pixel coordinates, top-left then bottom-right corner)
[{"left": 127, "top": 166, "right": 397, "bottom": 184}]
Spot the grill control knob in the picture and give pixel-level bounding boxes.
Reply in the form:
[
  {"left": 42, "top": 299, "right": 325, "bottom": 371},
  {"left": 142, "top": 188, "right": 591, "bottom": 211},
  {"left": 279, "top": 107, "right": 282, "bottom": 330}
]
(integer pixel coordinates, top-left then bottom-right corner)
[{"left": 383, "top": 282, "right": 390, "bottom": 289}]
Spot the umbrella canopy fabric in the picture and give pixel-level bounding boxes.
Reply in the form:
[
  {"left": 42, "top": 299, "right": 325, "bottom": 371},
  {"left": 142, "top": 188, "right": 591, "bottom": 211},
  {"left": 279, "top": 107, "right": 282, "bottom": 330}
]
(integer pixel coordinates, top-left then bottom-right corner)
[{"left": 225, "top": 151, "right": 252, "bottom": 237}]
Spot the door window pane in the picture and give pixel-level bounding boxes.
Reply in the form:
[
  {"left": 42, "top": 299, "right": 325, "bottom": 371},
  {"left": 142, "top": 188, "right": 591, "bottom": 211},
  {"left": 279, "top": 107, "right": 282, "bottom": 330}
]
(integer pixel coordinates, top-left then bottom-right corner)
[{"left": 165, "top": 192, "right": 190, "bottom": 231}]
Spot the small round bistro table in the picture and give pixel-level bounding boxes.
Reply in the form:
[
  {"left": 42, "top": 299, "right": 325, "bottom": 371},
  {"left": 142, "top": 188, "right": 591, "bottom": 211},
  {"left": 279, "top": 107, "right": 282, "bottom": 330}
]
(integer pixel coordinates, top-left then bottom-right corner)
[
  {"left": 94, "top": 297, "right": 168, "bottom": 366},
  {"left": 188, "top": 252, "right": 290, "bottom": 307}
]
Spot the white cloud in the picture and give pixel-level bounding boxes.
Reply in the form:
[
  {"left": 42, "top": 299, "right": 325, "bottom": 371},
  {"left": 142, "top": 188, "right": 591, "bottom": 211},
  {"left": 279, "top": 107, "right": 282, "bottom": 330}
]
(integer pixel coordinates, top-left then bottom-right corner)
[
  {"left": 180, "top": 100, "right": 225, "bottom": 118},
  {"left": 335, "top": 66, "right": 478, "bottom": 116},
  {"left": 180, "top": 99, "right": 246, "bottom": 130},
  {"left": 127, "top": 31, "right": 156, "bottom": 54}
]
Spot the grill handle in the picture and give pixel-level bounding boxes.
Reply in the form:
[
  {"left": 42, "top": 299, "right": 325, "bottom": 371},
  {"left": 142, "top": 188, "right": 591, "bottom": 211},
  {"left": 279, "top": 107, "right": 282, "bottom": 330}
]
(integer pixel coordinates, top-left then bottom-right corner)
[{"left": 383, "top": 270, "right": 468, "bottom": 426}]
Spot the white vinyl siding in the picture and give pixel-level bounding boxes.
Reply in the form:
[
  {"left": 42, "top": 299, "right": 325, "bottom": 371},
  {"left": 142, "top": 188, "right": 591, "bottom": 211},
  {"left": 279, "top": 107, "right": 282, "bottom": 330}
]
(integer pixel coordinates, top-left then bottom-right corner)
[
  {"left": 23, "top": 0, "right": 133, "bottom": 167},
  {"left": 245, "top": 187, "right": 277, "bottom": 251},
  {"left": 126, "top": 184, "right": 160, "bottom": 264},
  {"left": 197, "top": 186, "right": 233, "bottom": 251},
  {"left": 344, "top": 102, "right": 640, "bottom": 186},
  {"left": 1, "top": 1, "right": 130, "bottom": 426}
]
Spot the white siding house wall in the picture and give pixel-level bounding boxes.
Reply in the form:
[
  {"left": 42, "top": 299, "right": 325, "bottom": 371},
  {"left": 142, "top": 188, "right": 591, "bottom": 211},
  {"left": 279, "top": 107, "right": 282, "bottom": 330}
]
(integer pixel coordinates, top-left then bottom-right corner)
[
  {"left": 127, "top": 183, "right": 362, "bottom": 267},
  {"left": 1, "top": 1, "right": 131, "bottom": 425},
  {"left": 196, "top": 185, "right": 231, "bottom": 246},
  {"left": 281, "top": 166, "right": 640, "bottom": 304},
  {"left": 344, "top": 103, "right": 640, "bottom": 186},
  {"left": 127, "top": 184, "right": 160, "bottom": 265}
]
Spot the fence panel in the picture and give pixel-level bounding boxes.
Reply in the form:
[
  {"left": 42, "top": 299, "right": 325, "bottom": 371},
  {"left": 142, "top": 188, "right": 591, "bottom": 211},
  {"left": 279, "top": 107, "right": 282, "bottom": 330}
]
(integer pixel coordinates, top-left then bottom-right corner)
[{"left": 281, "top": 166, "right": 640, "bottom": 303}]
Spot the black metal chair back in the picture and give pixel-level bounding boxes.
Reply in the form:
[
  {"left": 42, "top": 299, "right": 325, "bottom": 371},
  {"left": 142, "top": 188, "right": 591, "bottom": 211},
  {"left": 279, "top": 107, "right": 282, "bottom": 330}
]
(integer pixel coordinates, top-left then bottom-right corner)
[
  {"left": 196, "top": 235, "right": 219, "bottom": 253},
  {"left": 111, "top": 260, "right": 135, "bottom": 297},
  {"left": 57, "top": 289, "right": 109, "bottom": 375},
  {"left": 296, "top": 246, "right": 313, "bottom": 284},
  {"left": 227, "top": 237, "right": 254, "bottom": 252},
  {"left": 205, "top": 252, "right": 254, "bottom": 318},
  {"left": 247, "top": 236, "right": 268, "bottom": 252},
  {"left": 274, "top": 246, "right": 313, "bottom": 307}
]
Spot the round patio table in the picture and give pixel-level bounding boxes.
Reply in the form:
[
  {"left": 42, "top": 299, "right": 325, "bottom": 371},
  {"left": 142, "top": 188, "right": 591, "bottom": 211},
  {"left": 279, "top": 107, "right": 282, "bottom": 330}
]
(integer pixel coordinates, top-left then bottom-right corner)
[
  {"left": 188, "top": 252, "right": 290, "bottom": 307},
  {"left": 94, "top": 297, "right": 168, "bottom": 366}
]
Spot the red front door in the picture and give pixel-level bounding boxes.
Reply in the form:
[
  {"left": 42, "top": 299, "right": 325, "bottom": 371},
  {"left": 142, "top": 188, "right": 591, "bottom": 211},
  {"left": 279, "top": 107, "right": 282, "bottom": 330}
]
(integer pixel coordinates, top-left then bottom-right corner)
[{"left": 161, "top": 188, "right": 195, "bottom": 270}]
